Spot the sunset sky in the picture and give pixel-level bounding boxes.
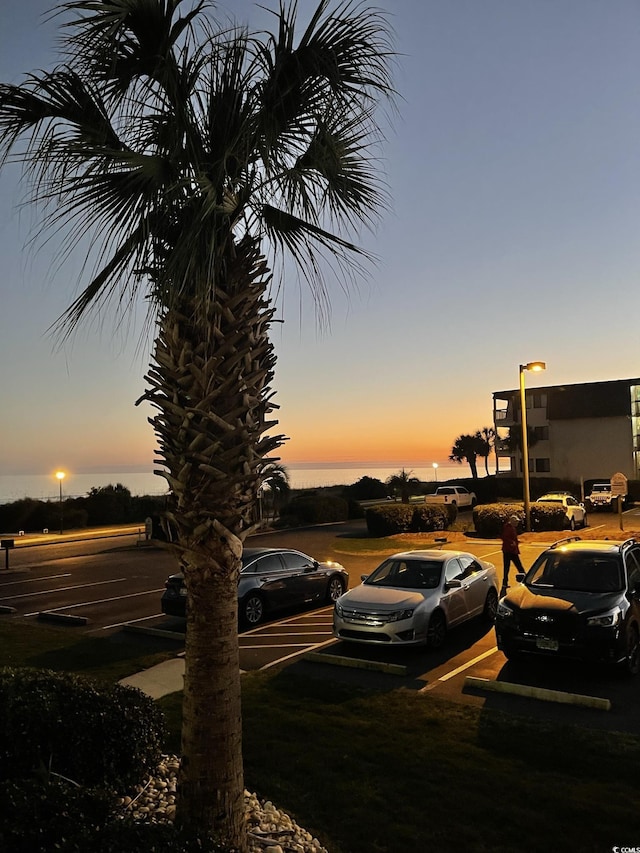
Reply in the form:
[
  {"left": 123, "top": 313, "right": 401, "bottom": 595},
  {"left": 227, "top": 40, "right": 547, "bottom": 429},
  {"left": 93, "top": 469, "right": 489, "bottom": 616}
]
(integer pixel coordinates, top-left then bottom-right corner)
[{"left": 1, "top": 0, "right": 640, "bottom": 479}]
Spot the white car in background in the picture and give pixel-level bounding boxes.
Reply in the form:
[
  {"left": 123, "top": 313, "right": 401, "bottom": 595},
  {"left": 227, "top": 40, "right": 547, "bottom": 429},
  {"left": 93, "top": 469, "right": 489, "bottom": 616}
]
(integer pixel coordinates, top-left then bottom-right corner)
[
  {"left": 333, "top": 549, "right": 498, "bottom": 649},
  {"left": 534, "top": 493, "right": 587, "bottom": 530}
]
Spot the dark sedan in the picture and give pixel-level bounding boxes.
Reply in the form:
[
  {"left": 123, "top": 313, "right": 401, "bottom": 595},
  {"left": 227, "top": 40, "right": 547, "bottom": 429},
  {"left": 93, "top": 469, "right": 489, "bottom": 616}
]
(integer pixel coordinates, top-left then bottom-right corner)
[
  {"left": 161, "top": 547, "right": 349, "bottom": 626},
  {"left": 496, "top": 536, "right": 640, "bottom": 674}
]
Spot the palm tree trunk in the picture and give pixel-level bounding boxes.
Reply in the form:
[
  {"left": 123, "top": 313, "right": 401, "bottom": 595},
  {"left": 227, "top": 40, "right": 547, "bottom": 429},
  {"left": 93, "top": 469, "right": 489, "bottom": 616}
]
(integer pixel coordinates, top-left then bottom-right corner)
[{"left": 140, "top": 238, "right": 284, "bottom": 849}]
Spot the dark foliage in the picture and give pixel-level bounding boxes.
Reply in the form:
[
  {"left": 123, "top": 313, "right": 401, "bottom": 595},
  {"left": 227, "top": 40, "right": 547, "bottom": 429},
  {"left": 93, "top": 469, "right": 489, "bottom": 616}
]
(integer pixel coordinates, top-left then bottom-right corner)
[
  {"left": 279, "top": 494, "right": 349, "bottom": 525},
  {"left": 342, "top": 476, "right": 388, "bottom": 501},
  {"left": 0, "top": 488, "right": 167, "bottom": 533},
  {"left": 0, "top": 667, "right": 165, "bottom": 789},
  {"left": 365, "top": 503, "right": 451, "bottom": 536}
]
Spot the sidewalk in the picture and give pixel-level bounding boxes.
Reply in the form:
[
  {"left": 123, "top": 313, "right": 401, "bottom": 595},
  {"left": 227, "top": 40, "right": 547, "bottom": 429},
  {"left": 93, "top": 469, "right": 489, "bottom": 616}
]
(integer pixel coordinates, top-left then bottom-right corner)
[{"left": 119, "top": 656, "right": 185, "bottom": 699}]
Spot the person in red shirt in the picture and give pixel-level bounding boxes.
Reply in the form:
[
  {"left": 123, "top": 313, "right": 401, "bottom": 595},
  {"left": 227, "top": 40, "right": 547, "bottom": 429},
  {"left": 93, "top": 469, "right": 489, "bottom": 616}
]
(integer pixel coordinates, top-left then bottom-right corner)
[{"left": 500, "top": 514, "right": 525, "bottom": 593}]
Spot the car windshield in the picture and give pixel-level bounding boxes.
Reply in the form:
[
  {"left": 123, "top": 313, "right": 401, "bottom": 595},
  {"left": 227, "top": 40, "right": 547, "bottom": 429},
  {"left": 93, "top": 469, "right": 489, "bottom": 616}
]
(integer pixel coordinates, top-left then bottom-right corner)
[
  {"left": 526, "top": 552, "right": 623, "bottom": 593},
  {"left": 364, "top": 558, "right": 442, "bottom": 589}
]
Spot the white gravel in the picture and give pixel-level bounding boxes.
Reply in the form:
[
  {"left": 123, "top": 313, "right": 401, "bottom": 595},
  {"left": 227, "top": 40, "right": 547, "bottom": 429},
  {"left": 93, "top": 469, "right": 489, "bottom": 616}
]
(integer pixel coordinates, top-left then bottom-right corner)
[{"left": 115, "top": 754, "right": 329, "bottom": 853}]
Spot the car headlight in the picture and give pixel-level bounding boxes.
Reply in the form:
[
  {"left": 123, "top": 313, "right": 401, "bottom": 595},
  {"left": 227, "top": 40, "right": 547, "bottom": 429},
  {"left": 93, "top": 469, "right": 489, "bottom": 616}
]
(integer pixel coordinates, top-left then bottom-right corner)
[
  {"left": 387, "top": 609, "right": 414, "bottom": 622},
  {"left": 497, "top": 601, "right": 515, "bottom": 619},
  {"left": 334, "top": 601, "right": 343, "bottom": 617},
  {"left": 586, "top": 607, "right": 623, "bottom": 628}
]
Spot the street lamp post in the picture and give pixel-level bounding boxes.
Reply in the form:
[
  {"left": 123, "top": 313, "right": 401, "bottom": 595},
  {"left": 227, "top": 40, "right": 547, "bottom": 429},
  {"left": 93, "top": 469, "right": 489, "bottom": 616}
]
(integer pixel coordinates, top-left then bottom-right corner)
[
  {"left": 56, "top": 471, "right": 65, "bottom": 535},
  {"left": 519, "top": 362, "right": 546, "bottom": 532},
  {"left": 432, "top": 463, "right": 438, "bottom": 482}
]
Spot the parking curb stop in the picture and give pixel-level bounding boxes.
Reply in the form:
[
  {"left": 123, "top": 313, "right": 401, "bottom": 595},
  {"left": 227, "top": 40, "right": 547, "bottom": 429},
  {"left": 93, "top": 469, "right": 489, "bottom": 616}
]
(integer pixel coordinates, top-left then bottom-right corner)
[
  {"left": 304, "top": 651, "right": 408, "bottom": 675},
  {"left": 37, "top": 611, "right": 89, "bottom": 626},
  {"left": 464, "top": 676, "right": 611, "bottom": 710}
]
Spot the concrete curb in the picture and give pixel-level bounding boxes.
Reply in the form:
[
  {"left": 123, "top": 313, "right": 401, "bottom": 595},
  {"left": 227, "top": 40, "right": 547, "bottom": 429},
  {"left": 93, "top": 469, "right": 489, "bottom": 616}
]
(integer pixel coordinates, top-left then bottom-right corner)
[
  {"left": 37, "top": 611, "right": 88, "bottom": 626},
  {"left": 123, "top": 624, "right": 185, "bottom": 641},
  {"left": 464, "top": 676, "right": 611, "bottom": 710},
  {"left": 304, "top": 651, "right": 407, "bottom": 675}
]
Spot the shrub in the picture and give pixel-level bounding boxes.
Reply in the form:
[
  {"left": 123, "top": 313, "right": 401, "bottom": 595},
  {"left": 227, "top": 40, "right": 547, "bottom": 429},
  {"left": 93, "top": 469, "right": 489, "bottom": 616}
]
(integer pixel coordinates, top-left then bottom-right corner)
[
  {"left": 343, "top": 476, "right": 389, "bottom": 501},
  {"left": 412, "top": 503, "right": 456, "bottom": 532},
  {"left": 473, "top": 503, "right": 525, "bottom": 538},
  {"left": 529, "top": 504, "right": 566, "bottom": 531},
  {"left": 281, "top": 494, "right": 349, "bottom": 525},
  {"left": 0, "top": 777, "right": 228, "bottom": 853},
  {"left": 365, "top": 504, "right": 451, "bottom": 536},
  {"left": 0, "top": 668, "right": 165, "bottom": 789}
]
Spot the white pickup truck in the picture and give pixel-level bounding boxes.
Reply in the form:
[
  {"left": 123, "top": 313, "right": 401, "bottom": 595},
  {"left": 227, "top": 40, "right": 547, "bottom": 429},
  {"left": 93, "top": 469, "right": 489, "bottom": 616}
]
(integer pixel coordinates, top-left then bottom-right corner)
[{"left": 424, "top": 486, "right": 477, "bottom": 508}]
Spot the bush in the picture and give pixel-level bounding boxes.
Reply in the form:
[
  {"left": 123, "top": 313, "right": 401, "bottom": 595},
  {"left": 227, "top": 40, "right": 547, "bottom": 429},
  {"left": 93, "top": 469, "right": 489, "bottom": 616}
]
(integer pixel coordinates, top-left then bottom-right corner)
[
  {"left": 342, "top": 476, "right": 389, "bottom": 501},
  {"left": 280, "top": 494, "right": 349, "bottom": 525},
  {"left": 0, "top": 668, "right": 165, "bottom": 789},
  {"left": 0, "top": 777, "right": 229, "bottom": 852},
  {"left": 530, "top": 504, "right": 566, "bottom": 531},
  {"left": 365, "top": 503, "right": 451, "bottom": 536},
  {"left": 473, "top": 503, "right": 525, "bottom": 538}
]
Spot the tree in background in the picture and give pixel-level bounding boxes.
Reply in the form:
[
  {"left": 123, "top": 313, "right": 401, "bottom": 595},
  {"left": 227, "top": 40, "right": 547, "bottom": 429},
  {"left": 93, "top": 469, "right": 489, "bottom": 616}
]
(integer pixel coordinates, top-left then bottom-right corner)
[
  {"left": 386, "top": 468, "right": 420, "bottom": 503},
  {"left": 449, "top": 433, "right": 486, "bottom": 479},
  {"left": 0, "top": 1, "right": 394, "bottom": 847},
  {"left": 259, "top": 461, "right": 290, "bottom": 522},
  {"left": 344, "top": 476, "right": 388, "bottom": 501},
  {"left": 478, "top": 426, "right": 496, "bottom": 476}
]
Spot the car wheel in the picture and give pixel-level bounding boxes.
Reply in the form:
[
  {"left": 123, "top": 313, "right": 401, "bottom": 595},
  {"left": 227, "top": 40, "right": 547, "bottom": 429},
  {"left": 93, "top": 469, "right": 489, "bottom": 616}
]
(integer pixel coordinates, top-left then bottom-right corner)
[
  {"left": 241, "top": 593, "right": 264, "bottom": 627},
  {"left": 623, "top": 624, "right": 640, "bottom": 676},
  {"left": 326, "top": 575, "right": 345, "bottom": 604},
  {"left": 483, "top": 588, "right": 498, "bottom": 622},
  {"left": 427, "top": 610, "right": 447, "bottom": 649},
  {"left": 569, "top": 517, "right": 576, "bottom": 531}
]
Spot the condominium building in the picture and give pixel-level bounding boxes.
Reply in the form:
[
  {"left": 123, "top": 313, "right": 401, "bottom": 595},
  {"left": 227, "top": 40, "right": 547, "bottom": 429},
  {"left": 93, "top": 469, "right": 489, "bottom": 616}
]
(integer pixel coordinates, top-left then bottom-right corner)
[{"left": 492, "top": 377, "right": 640, "bottom": 482}]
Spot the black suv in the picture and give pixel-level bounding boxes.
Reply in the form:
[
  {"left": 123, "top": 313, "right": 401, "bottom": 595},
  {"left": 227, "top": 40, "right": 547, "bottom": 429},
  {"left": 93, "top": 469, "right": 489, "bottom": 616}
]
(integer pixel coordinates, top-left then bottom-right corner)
[{"left": 495, "top": 537, "right": 640, "bottom": 674}]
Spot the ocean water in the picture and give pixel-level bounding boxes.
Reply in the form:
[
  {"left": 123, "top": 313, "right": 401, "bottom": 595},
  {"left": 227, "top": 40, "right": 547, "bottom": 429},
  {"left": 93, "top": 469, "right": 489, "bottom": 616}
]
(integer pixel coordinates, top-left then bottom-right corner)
[{"left": 0, "top": 463, "right": 488, "bottom": 504}]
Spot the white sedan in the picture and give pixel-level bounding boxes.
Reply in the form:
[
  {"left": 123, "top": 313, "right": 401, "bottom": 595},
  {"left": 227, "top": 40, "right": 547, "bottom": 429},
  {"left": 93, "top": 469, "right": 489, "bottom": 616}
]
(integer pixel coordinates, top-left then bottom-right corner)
[{"left": 333, "top": 550, "right": 498, "bottom": 649}]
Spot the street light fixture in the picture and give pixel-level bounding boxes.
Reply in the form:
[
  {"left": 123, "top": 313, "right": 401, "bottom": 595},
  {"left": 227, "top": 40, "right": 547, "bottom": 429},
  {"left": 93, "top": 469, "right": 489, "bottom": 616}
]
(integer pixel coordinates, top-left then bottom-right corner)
[
  {"left": 519, "top": 362, "right": 546, "bottom": 532},
  {"left": 56, "top": 471, "right": 65, "bottom": 535},
  {"left": 432, "top": 462, "right": 438, "bottom": 482}
]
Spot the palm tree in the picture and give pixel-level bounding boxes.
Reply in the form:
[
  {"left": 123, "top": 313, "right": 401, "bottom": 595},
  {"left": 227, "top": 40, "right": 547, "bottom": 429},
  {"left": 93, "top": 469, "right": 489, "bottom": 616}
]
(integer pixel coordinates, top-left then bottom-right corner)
[
  {"left": 0, "top": 1, "right": 393, "bottom": 847},
  {"left": 259, "top": 460, "right": 290, "bottom": 522},
  {"left": 449, "top": 433, "right": 486, "bottom": 479},
  {"left": 386, "top": 468, "right": 420, "bottom": 503},
  {"left": 479, "top": 426, "right": 495, "bottom": 476}
]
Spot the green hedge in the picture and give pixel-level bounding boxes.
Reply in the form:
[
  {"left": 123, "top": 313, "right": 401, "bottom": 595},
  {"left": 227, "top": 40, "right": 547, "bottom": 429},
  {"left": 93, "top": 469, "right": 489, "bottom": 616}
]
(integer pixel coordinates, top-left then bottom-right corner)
[
  {"left": 0, "top": 668, "right": 165, "bottom": 789},
  {"left": 473, "top": 502, "right": 567, "bottom": 536},
  {"left": 473, "top": 504, "right": 524, "bottom": 538},
  {"left": 365, "top": 503, "right": 453, "bottom": 536},
  {"left": 530, "top": 504, "right": 567, "bottom": 531}
]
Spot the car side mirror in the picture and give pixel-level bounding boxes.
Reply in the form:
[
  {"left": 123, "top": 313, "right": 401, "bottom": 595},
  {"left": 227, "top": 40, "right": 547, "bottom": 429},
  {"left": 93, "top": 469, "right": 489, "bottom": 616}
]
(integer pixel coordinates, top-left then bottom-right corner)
[
  {"left": 360, "top": 574, "right": 370, "bottom": 582},
  {"left": 445, "top": 579, "right": 462, "bottom": 590},
  {"left": 515, "top": 573, "right": 525, "bottom": 582}
]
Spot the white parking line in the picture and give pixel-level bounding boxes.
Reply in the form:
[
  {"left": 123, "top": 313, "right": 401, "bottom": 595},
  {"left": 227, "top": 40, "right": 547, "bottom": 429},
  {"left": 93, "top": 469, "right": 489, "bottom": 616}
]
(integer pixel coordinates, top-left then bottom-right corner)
[
  {"left": 5, "top": 577, "right": 127, "bottom": 601},
  {"left": 23, "top": 588, "right": 165, "bottom": 617},
  {"left": 420, "top": 647, "right": 499, "bottom": 691},
  {"left": 92, "top": 613, "right": 167, "bottom": 632},
  {"left": 260, "top": 638, "right": 337, "bottom": 670},
  {"left": 0, "top": 573, "right": 71, "bottom": 587}
]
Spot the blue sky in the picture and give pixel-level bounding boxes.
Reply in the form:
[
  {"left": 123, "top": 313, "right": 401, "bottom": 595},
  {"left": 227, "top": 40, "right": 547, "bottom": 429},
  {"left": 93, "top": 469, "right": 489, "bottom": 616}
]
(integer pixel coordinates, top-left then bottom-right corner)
[{"left": 1, "top": 0, "right": 639, "bottom": 477}]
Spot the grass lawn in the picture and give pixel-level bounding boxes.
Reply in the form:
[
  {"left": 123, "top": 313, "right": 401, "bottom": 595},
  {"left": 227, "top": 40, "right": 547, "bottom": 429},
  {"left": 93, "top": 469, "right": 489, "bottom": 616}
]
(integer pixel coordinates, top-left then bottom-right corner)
[{"left": 2, "top": 618, "right": 640, "bottom": 852}]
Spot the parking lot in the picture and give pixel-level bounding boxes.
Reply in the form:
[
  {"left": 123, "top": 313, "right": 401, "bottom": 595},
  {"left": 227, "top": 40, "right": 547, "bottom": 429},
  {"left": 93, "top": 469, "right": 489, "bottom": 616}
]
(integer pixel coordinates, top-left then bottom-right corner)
[{"left": 2, "top": 514, "right": 640, "bottom": 734}]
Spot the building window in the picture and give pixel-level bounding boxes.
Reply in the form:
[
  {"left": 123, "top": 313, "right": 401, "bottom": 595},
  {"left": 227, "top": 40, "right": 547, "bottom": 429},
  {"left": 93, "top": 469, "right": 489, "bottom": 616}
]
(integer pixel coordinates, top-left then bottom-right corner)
[
  {"left": 535, "top": 458, "right": 551, "bottom": 473},
  {"left": 526, "top": 393, "right": 547, "bottom": 410},
  {"left": 533, "top": 426, "right": 549, "bottom": 440}
]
